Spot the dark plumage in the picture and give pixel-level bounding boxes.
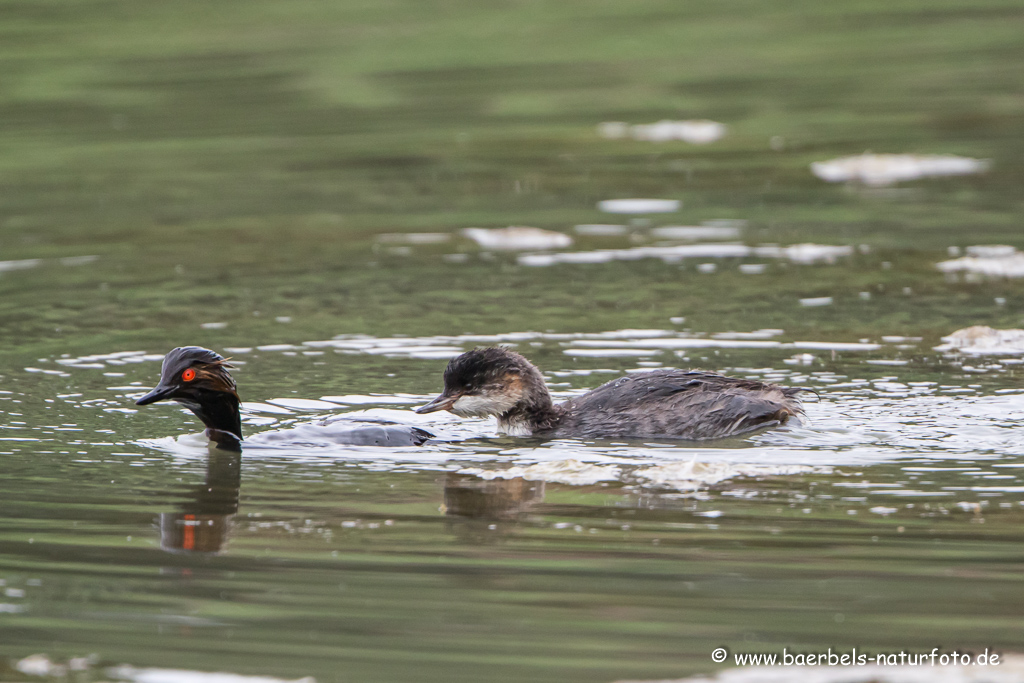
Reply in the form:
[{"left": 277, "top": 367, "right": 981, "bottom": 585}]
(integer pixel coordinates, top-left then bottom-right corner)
[
  {"left": 417, "top": 347, "right": 804, "bottom": 440},
  {"left": 136, "top": 346, "right": 243, "bottom": 449},
  {"left": 136, "top": 346, "right": 433, "bottom": 450}
]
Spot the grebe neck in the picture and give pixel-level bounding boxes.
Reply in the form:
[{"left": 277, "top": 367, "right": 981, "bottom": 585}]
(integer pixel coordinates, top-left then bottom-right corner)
[
  {"left": 181, "top": 390, "right": 243, "bottom": 451},
  {"left": 496, "top": 369, "right": 563, "bottom": 435}
]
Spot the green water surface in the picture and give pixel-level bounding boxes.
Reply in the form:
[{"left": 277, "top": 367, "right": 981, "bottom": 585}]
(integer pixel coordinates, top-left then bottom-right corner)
[{"left": 2, "top": 1, "right": 1024, "bottom": 682}]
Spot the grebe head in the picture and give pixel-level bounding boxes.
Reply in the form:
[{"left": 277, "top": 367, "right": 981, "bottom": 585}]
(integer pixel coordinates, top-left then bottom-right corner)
[
  {"left": 136, "top": 346, "right": 242, "bottom": 448},
  {"left": 416, "top": 347, "right": 548, "bottom": 418}
]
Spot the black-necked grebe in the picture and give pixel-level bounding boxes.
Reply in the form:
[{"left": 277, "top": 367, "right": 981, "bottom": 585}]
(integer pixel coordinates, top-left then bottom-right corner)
[
  {"left": 416, "top": 347, "right": 804, "bottom": 440},
  {"left": 136, "top": 346, "right": 433, "bottom": 450}
]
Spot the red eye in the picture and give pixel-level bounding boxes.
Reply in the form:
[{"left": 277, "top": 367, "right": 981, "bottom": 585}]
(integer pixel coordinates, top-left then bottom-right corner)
[{"left": 182, "top": 368, "right": 196, "bottom": 382}]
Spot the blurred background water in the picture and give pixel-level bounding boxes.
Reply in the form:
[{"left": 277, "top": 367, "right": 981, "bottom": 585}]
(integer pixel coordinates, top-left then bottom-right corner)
[{"left": 2, "top": 1, "right": 1024, "bottom": 682}]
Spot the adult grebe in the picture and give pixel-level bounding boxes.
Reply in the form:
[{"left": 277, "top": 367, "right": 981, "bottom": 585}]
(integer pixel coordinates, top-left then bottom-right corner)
[
  {"left": 416, "top": 347, "right": 804, "bottom": 440},
  {"left": 136, "top": 346, "right": 433, "bottom": 450}
]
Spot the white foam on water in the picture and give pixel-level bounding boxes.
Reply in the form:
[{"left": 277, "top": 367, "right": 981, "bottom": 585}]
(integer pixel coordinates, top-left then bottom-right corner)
[
  {"left": 598, "top": 199, "right": 681, "bottom": 214},
  {"left": 790, "top": 341, "right": 881, "bottom": 351},
  {"left": 376, "top": 232, "right": 451, "bottom": 244},
  {"left": 713, "top": 329, "right": 785, "bottom": 340},
  {"left": 599, "top": 119, "right": 727, "bottom": 144},
  {"left": 106, "top": 664, "right": 316, "bottom": 683},
  {"left": 518, "top": 242, "right": 852, "bottom": 267},
  {"left": 633, "top": 460, "right": 827, "bottom": 491},
  {"left": 935, "top": 326, "right": 1024, "bottom": 355},
  {"left": 462, "top": 226, "right": 573, "bottom": 250},
  {"left": 811, "top": 153, "right": 990, "bottom": 186},
  {"left": 938, "top": 245, "right": 1024, "bottom": 278},
  {"left": 0, "top": 258, "right": 42, "bottom": 273},
  {"left": 651, "top": 226, "right": 741, "bottom": 240},
  {"left": 460, "top": 459, "right": 621, "bottom": 486}
]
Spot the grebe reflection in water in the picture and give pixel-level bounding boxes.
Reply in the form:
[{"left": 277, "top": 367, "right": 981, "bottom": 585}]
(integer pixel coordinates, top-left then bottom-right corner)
[{"left": 160, "top": 449, "right": 241, "bottom": 555}]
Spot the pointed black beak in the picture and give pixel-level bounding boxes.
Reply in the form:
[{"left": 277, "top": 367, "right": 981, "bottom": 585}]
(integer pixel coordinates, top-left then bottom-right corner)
[
  {"left": 136, "top": 383, "right": 179, "bottom": 406},
  {"left": 415, "top": 392, "right": 460, "bottom": 414}
]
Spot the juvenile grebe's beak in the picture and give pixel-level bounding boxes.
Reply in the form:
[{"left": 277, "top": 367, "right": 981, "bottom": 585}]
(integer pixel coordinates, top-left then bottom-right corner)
[
  {"left": 136, "top": 383, "right": 179, "bottom": 406},
  {"left": 415, "top": 392, "right": 460, "bottom": 414}
]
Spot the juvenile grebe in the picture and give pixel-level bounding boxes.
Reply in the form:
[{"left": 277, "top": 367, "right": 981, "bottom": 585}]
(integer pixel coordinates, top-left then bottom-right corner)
[
  {"left": 416, "top": 347, "right": 804, "bottom": 440},
  {"left": 136, "top": 346, "right": 433, "bottom": 450}
]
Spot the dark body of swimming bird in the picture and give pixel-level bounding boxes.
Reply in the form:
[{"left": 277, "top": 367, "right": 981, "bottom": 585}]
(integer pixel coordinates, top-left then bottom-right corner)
[
  {"left": 136, "top": 346, "right": 433, "bottom": 450},
  {"left": 416, "top": 347, "right": 804, "bottom": 440}
]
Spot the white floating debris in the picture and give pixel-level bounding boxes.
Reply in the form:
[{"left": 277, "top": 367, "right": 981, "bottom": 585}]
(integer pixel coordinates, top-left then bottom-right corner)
[
  {"left": 870, "top": 506, "right": 898, "bottom": 516},
  {"left": 598, "top": 199, "right": 681, "bottom": 214},
  {"left": 784, "top": 353, "right": 817, "bottom": 365},
  {"left": 461, "top": 459, "right": 621, "bottom": 486},
  {"left": 739, "top": 263, "right": 767, "bottom": 274},
  {"left": 599, "top": 120, "right": 727, "bottom": 144},
  {"left": 937, "top": 245, "right": 1024, "bottom": 278},
  {"left": 652, "top": 225, "right": 741, "bottom": 240},
  {"left": 697, "top": 263, "right": 717, "bottom": 273},
  {"left": 200, "top": 322, "right": 227, "bottom": 330},
  {"left": 935, "top": 326, "right": 1024, "bottom": 355},
  {"left": 574, "top": 224, "right": 628, "bottom": 236},
  {"left": 811, "top": 153, "right": 990, "bottom": 186},
  {"left": 799, "top": 296, "right": 833, "bottom": 307},
  {"left": 462, "top": 226, "right": 573, "bottom": 251}
]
